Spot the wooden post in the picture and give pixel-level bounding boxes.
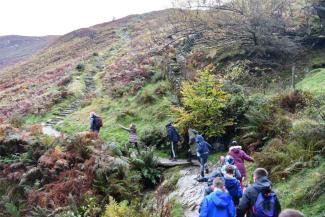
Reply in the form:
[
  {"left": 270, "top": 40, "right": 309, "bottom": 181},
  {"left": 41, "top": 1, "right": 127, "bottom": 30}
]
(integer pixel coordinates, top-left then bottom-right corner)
[{"left": 291, "top": 64, "right": 296, "bottom": 90}]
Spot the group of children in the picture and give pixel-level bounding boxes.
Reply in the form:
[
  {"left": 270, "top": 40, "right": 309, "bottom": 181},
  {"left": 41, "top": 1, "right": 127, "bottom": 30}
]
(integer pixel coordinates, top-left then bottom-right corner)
[{"left": 89, "top": 114, "right": 306, "bottom": 217}]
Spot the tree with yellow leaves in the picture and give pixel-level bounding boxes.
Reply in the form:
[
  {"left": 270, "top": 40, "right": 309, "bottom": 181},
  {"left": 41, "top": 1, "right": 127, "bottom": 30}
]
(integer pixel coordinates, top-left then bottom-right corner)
[{"left": 174, "top": 69, "right": 232, "bottom": 138}]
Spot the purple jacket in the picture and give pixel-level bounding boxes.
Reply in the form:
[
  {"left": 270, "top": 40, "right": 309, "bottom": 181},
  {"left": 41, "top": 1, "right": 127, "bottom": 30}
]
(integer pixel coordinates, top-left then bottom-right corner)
[{"left": 228, "top": 148, "right": 254, "bottom": 177}]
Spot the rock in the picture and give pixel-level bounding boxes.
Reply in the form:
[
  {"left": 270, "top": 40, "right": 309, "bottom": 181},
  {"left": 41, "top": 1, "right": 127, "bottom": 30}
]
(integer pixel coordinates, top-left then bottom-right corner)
[
  {"left": 284, "top": 162, "right": 304, "bottom": 174},
  {"left": 212, "top": 142, "right": 225, "bottom": 152}
]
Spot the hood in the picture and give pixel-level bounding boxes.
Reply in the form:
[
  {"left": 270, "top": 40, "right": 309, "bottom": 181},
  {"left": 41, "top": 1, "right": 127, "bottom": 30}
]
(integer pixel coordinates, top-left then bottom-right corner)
[
  {"left": 224, "top": 176, "right": 238, "bottom": 188},
  {"left": 253, "top": 176, "right": 272, "bottom": 193},
  {"left": 229, "top": 146, "right": 242, "bottom": 153},
  {"left": 210, "top": 191, "right": 231, "bottom": 208},
  {"left": 196, "top": 135, "right": 204, "bottom": 143},
  {"left": 230, "top": 148, "right": 241, "bottom": 154},
  {"left": 166, "top": 123, "right": 172, "bottom": 128}
]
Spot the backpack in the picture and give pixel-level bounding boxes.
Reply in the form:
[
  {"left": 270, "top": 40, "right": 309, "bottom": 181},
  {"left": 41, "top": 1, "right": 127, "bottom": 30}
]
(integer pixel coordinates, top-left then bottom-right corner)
[
  {"left": 96, "top": 117, "right": 103, "bottom": 128},
  {"left": 252, "top": 191, "right": 278, "bottom": 217}
]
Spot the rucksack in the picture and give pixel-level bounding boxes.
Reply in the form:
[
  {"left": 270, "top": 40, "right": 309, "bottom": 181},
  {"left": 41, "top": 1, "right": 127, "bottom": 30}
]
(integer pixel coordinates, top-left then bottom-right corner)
[
  {"left": 252, "top": 191, "right": 278, "bottom": 217},
  {"left": 96, "top": 117, "right": 103, "bottom": 128}
]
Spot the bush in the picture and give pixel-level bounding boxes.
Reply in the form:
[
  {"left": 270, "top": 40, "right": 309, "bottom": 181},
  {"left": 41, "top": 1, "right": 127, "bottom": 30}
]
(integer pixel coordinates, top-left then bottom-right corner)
[
  {"left": 241, "top": 106, "right": 292, "bottom": 151},
  {"left": 102, "top": 197, "right": 150, "bottom": 217},
  {"left": 290, "top": 119, "right": 325, "bottom": 158},
  {"left": 140, "top": 128, "right": 167, "bottom": 148},
  {"left": 137, "top": 90, "right": 156, "bottom": 104},
  {"left": 9, "top": 115, "right": 24, "bottom": 128},
  {"left": 76, "top": 63, "right": 85, "bottom": 72},
  {"left": 273, "top": 90, "right": 310, "bottom": 113},
  {"left": 151, "top": 71, "right": 165, "bottom": 83},
  {"left": 129, "top": 147, "right": 161, "bottom": 186},
  {"left": 174, "top": 69, "right": 231, "bottom": 138}
]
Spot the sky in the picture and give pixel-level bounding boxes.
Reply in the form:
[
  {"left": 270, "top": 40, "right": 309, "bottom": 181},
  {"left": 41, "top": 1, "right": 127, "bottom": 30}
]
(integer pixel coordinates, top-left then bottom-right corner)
[{"left": 0, "top": 0, "right": 171, "bottom": 36}]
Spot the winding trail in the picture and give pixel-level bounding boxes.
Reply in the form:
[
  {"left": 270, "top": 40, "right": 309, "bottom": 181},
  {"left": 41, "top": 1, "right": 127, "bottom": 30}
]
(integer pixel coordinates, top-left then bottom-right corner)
[{"left": 42, "top": 72, "right": 97, "bottom": 137}]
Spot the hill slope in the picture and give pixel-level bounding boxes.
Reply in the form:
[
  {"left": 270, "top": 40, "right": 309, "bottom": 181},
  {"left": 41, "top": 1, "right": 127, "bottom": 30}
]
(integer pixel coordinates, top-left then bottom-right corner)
[
  {"left": 0, "top": 35, "right": 57, "bottom": 69},
  {"left": 0, "top": 10, "right": 171, "bottom": 121}
]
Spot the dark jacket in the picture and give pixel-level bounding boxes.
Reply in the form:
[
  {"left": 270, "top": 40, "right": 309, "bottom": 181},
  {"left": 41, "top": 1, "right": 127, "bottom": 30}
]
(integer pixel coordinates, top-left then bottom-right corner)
[
  {"left": 196, "top": 135, "right": 210, "bottom": 155},
  {"left": 166, "top": 124, "right": 180, "bottom": 142},
  {"left": 228, "top": 148, "right": 254, "bottom": 177},
  {"left": 237, "top": 176, "right": 281, "bottom": 217},
  {"left": 199, "top": 190, "right": 235, "bottom": 217},
  {"left": 90, "top": 115, "right": 101, "bottom": 131},
  {"left": 224, "top": 176, "right": 242, "bottom": 205}
]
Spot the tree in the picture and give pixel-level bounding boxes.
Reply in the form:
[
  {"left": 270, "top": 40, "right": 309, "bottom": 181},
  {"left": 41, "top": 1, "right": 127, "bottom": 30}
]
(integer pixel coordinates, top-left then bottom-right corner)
[
  {"left": 173, "top": 69, "right": 232, "bottom": 138},
  {"left": 159, "top": 0, "right": 301, "bottom": 62}
]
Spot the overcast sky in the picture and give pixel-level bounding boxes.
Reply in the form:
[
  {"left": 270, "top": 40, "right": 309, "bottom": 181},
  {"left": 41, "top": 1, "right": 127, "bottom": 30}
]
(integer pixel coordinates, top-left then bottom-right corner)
[{"left": 0, "top": 0, "right": 171, "bottom": 36}]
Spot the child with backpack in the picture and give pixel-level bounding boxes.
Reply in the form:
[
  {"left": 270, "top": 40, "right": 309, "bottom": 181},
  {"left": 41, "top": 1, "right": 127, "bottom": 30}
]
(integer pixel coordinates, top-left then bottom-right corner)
[
  {"left": 224, "top": 165, "right": 243, "bottom": 205},
  {"left": 196, "top": 135, "right": 211, "bottom": 178},
  {"left": 237, "top": 168, "right": 281, "bottom": 217},
  {"left": 89, "top": 112, "right": 103, "bottom": 135},
  {"left": 120, "top": 123, "right": 140, "bottom": 154}
]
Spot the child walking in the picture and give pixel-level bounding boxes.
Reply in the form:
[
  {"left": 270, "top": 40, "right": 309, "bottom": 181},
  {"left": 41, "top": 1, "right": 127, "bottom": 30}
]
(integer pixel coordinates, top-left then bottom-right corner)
[{"left": 120, "top": 124, "right": 140, "bottom": 154}]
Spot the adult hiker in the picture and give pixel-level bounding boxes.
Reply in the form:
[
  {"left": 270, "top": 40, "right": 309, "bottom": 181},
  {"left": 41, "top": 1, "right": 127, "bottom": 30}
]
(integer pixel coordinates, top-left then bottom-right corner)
[
  {"left": 89, "top": 112, "right": 103, "bottom": 135},
  {"left": 223, "top": 165, "right": 243, "bottom": 206},
  {"left": 120, "top": 123, "right": 140, "bottom": 154},
  {"left": 196, "top": 135, "right": 211, "bottom": 177},
  {"left": 199, "top": 177, "right": 235, "bottom": 217},
  {"left": 237, "top": 168, "right": 281, "bottom": 217},
  {"left": 279, "top": 209, "right": 305, "bottom": 217},
  {"left": 187, "top": 128, "right": 199, "bottom": 163},
  {"left": 228, "top": 141, "right": 254, "bottom": 186},
  {"left": 166, "top": 122, "right": 180, "bottom": 161}
]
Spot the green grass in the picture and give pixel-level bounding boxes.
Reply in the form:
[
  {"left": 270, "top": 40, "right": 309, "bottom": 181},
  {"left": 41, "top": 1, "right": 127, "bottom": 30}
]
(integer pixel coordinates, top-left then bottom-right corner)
[
  {"left": 297, "top": 68, "right": 325, "bottom": 95},
  {"left": 274, "top": 161, "right": 325, "bottom": 217},
  {"left": 56, "top": 81, "right": 174, "bottom": 144}
]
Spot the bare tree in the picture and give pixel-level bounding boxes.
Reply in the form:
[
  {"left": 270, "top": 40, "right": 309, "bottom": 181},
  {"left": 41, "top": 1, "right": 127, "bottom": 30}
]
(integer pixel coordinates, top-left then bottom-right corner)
[{"left": 158, "top": 0, "right": 302, "bottom": 62}]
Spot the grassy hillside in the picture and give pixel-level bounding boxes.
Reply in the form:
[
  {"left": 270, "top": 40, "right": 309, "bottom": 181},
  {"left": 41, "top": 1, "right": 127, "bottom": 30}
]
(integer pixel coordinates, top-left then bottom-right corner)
[
  {"left": 0, "top": 10, "right": 172, "bottom": 121},
  {"left": 0, "top": 35, "right": 57, "bottom": 69},
  {"left": 0, "top": 6, "right": 324, "bottom": 217},
  {"left": 297, "top": 68, "right": 325, "bottom": 94}
]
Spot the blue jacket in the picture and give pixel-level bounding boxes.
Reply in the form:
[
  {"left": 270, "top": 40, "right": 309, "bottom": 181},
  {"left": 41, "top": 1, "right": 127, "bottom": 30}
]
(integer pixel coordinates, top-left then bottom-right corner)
[
  {"left": 224, "top": 176, "right": 243, "bottom": 201},
  {"left": 199, "top": 190, "right": 235, "bottom": 217},
  {"left": 166, "top": 124, "right": 180, "bottom": 142},
  {"left": 196, "top": 135, "right": 210, "bottom": 155},
  {"left": 90, "top": 115, "right": 101, "bottom": 131}
]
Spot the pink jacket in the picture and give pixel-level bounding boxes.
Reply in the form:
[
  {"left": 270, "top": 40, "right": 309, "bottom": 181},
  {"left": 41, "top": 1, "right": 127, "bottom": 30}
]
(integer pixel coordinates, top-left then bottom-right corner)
[{"left": 228, "top": 148, "right": 254, "bottom": 177}]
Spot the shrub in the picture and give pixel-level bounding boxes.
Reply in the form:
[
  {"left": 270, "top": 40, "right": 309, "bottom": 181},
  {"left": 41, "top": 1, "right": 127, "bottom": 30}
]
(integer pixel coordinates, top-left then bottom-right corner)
[
  {"left": 241, "top": 106, "right": 292, "bottom": 151},
  {"left": 102, "top": 197, "right": 150, "bottom": 217},
  {"left": 76, "top": 63, "right": 85, "bottom": 72},
  {"left": 273, "top": 90, "right": 310, "bottom": 113},
  {"left": 140, "top": 128, "right": 167, "bottom": 148},
  {"left": 174, "top": 69, "right": 230, "bottom": 138},
  {"left": 130, "top": 147, "right": 161, "bottom": 186},
  {"left": 9, "top": 115, "right": 24, "bottom": 128},
  {"left": 137, "top": 90, "right": 156, "bottom": 104},
  {"left": 290, "top": 119, "right": 325, "bottom": 158},
  {"left": 151, "top": 71, "right": 165, "bottom": 83},
  {"left": 93, "top": 154, "right": 142, "bottom": 202},
  {"left": 154, "top": 82, "right": 169, "bottom": 96}
]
